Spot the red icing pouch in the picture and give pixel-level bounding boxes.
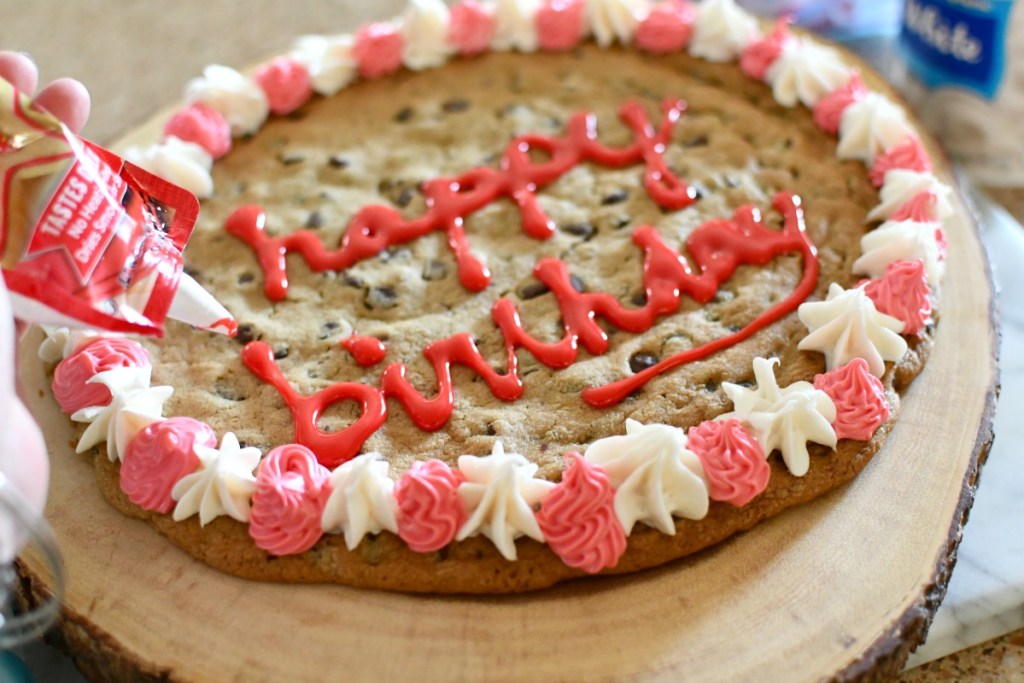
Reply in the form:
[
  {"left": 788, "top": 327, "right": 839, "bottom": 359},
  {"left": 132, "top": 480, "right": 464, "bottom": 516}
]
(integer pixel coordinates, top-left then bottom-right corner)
[{"left": 0, "top": 77, "right": 199, "bottom": 337}]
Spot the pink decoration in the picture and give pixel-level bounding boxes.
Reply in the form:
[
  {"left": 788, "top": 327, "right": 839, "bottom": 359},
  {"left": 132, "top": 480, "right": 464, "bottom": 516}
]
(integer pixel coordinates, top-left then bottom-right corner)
[
  {"left": 814, "top": 358, "right": 891, "bottom": 441},
  {"left": 635, "top": 0, "right": 696, "bottom": 54},
  {"left": 249, "top": 444, "right": 331, "bottom": 556},
  {"left": 253, "top": 57, "right": 313, "bottom": 116},
  {"left": 448, "top": 1, "right": 497, "bottom": 56},
  {"left": 687, "top": 419, "right": 769, "bottom": 507},
  {"left": 395, "top": 459, "right": 467, "bottom": 553},
  {"left": 52, "top": 337, "right": 151, "bottom": 414},
  {"left": 163, "top": 104, "right": 232, "bottom": 159},
  {"left": 890, "top": 190, "right": 938, "bottom": 223},
  {"left": 889, "top": 191, "right": 948, "bottom": 259},
  {"left": 869, "top": 136, "right": 933, "bottom": 187},
  {"left": 536, "top": 0, "right": 586, "bottom": 52},
  {"left": 120, "top": 418, "right": 216, "bottom": 514},
  {"left": 740, "top": 17, "right": 791, "bottom": 80},
  {"left": 860, "top": 259, "right": 932, "bottom": 336},
  {"left": 535, "top": 452, "right": 626, "bottom": 574},
  {"left": 353, "top": 22, "right": 404, "bottom": 80},
  {"left": 813, "top": 71, "right": 868, "bottom": 135}
]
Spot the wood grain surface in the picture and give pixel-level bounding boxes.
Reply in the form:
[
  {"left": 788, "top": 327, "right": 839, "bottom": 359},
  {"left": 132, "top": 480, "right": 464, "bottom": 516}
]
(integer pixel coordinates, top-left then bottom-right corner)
[
  {"left": 7, "top": 3, "right": 998, "bottom": 680},
  {"left": 16, "top": 184, "right": 996, "bottom": 681}
]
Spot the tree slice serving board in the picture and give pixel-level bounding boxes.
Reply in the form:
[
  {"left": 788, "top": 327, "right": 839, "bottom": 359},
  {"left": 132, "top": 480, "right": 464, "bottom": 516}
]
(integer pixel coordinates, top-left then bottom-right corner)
[
  {"left": 11, "top": 14, "right": 999, "bottom": 679},
  {"left": 15, "top": 163, "right": 996, "bottom": 682}
]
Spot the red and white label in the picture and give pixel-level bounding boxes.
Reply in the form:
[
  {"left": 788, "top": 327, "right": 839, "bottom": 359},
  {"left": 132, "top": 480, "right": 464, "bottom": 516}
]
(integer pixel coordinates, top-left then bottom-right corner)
[{"left": 26, "top": 145, "right": 130, "bottom": 285}]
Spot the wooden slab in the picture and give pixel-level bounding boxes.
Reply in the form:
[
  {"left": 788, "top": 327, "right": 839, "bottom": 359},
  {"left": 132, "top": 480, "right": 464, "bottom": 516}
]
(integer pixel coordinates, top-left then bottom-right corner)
[{"left": 14, "top": 165, "right": 997, "bottom": 680}]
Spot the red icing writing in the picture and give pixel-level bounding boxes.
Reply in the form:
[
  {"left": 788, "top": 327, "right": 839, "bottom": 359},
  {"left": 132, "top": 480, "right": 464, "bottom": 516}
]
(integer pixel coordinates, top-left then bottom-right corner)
[
  {"left": 228, "top": 102, "right": 820, "bottom": 467},
  {"left": 226, "top": 99, "right": 696, "bottom": 298},
  {"left": 340, "top": 334, "right": 387, "bottom": 367}
]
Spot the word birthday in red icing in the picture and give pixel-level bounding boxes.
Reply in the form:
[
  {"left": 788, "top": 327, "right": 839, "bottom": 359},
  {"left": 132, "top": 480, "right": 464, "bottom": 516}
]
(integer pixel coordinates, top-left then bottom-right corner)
[{"left": 226, "top": 100, "right": 819, "bottom": 467}]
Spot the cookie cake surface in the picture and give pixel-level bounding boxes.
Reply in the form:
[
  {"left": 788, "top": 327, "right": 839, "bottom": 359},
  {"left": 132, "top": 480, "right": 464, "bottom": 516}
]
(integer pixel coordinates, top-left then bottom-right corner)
[{"left": 39, "top": 0, "right": 954, "bottom": 593}]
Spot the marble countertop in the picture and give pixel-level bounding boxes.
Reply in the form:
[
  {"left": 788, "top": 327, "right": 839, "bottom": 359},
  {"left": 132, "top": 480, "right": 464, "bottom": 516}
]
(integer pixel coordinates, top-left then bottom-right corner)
[{"left": 2, "top": 2, "right": 1023, "bottom": 680}]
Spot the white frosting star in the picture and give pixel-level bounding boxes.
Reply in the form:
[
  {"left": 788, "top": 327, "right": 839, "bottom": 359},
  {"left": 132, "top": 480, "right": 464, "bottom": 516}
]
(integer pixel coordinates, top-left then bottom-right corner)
[
  {"left": 767, "top": 38, "right": 852, "bottom": 108},
  {"left": 290, "top": 34, "right": 357, "bottom": 96},
  {"left": 321, "top": 452, "right": 399, "bottom": 550},
  {"left": 402, "top": 0, "right": 453, "bottom": 70},
  {"left": 491, "top": 0, "right": 541, "bottom": 52},
  {"left": 125, "top": 137, "right": 214, "bottom": 199},
  {"left": 587, "top": 0, "right": 645, "bottom": 47},
  {"left": 853, "top": 219, "right": 944, "bottom": 287},
  {"left": 171, "top": 432, "right": 261, "bottom": 526},
  {"left": 837, "top": 92, "right": 915, "bottom": 165},
  {"left": 798, "top": 283, "right": 908, "bottom": 377},
  {"left": 584, "top": 419, "right": 708, "bottom": 536},
  {"left": 186, "top": 64, "right": 269, "bottom": 136},
  {"left": 690, "top": 0, "right": 760, "bottom": 63},
  {"left": 718, "top": 358, "right": 836, "bottom": 477},
  {"left": 38, "top": 326, "right": 101, "bottom": 363},
  {"left": 866, "top": 170, "right": 954, "bottom": 222},
  {"left": 455, "top": 441, "right": 554, "bottom": 561},
  {"left": 70, "top": 366, "right": 173, "bottom": 461}
]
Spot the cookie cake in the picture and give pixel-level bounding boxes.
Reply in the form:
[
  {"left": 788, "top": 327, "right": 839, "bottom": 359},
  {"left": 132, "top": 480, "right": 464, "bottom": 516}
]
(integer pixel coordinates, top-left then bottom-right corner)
[{"left": 37, "top": 0, "right": 954, "bottom": 594}]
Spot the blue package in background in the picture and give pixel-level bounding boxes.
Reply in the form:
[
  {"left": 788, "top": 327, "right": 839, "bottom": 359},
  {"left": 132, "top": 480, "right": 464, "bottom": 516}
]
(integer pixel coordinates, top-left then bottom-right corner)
[
  {"left": 901, "top": 0, "right": 1016, "bottom": 100},
  {"left": 737, "top": 0, "right": 904, "bottom": 39}
]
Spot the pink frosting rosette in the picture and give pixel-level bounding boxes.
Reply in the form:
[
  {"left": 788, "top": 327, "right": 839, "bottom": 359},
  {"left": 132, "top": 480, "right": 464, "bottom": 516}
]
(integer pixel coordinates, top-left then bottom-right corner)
[
  {"left": 860, "top": 259, "right": 932, "bottom": 336},
  {"left": 813, "top": 71, "right": 868, "bottom": 135},
  {"left": 686, "top": 419, "right": 768, "bottom": 507},
  {"left": 869, "top": 136, "right": 933, "bottom": 187},
  {"left": 536, "top": 0, "right": 586, "bottom": 52},
  {"left": 395, "top": 459, "right": 467, "bottom": 553},
  {"left": 163, "top": 103, "right": 232, "bottom": 159},
  {"left": 353, "top": 22, "right": 404, "bottom": 80},
  {"left": 249, "top": 444, "right": 331, "bottom": 556},
  {"left": 739, "top": 18, "right": 791, "bottom": 80},
  {"left": 448, "top": 1, "right": 496, "bottom": 56},
  {"left": 813, "top": 358, "right": 891, "bottom": 441},
  {"left": 889, "top": 191, "right": 948, "bottom": 259},
  {"left": 52, "top": 337, "right": 151, "bottom": 414},
  {"left": 635, "top": 0, "right": 696, "bottom": 54},
  {"left": 535, "top": 452, "right": 626, "bottom": 574},
  {"left": 120, "top": 417, "right": 216, "bottom": 514},
  {"left": 254, "top": 57, "right": 313, "bottom": 116}
]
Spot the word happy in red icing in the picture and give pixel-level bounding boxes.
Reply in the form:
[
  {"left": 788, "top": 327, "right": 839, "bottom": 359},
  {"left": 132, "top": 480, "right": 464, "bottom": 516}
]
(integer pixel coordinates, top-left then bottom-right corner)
[{"left": 227, "top": 101, "right": 819, "bottom": 468}]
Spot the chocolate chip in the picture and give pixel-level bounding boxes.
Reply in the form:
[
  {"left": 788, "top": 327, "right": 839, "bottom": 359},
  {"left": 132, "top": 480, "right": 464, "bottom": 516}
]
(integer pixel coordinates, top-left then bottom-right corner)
[
  {"left": 569, "top": 274, "right": 586, "bottom": 292},
  {"left": 237, "top": 272, "right": 255, "bottom": 285},
  {"left": 442, "top": 98, "right": 470, "bottom": 113},
  {"left": 273, "top": 345, "right": 290, "bottom": 360},
  {"left": 277, "top": 152, "right": 305, "bottom": 166},
  {"left": 519, "top": 281, "right": 549, "bottom": 300},
  {"left": 343, "top": 274, "right": 364, "bottom": 289},
  {"left": 328, "top": 155, "right": 349, "bottom": 169},
  {"left": 365, "top": 285, "right": 399, "bottom": 310},
  {"left": 422, "top": 259, "right": 449, "bottom": 281},
  {"left": 318, "top": 321, "right": 340, "bottom": 340},
  {"left": 485, "top": 423, "right": 497, "bottom": 436},
  {"left": 394, "top": 106, "right": 414, "bottom": 123},
  {"left": 396, "top": 187, "right": 415, "bottom": 208},
  {"left": 612, "top": 215, "right": 632, "bottom": 230},
  {"left": 214, "top": 382, "right": 244, "bottom": 401},
  {"left": 235, "top": 324, "right": 259, "bottom": 345},
  {"left": 631, "top": 291, "right": 647, "bottom": 306},
  {"left": 563, "top": 222, "right": 595, "bottom": 240},
  {"left": 602, "top": 189, "right": 629, "bottom": 205},
  {"left": 705, "top": 380, "right": 718, "bottom": 393},
  {"left": 629, "top": 352, "right": 659, "bottom": 374},
  {"left": 683, "top": 134, "right": 709, "bottom": 148},
  {"left": 304, "top": 210, "right": 323, "bottom": 229}
]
